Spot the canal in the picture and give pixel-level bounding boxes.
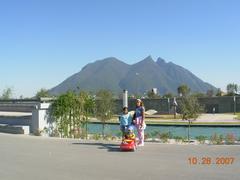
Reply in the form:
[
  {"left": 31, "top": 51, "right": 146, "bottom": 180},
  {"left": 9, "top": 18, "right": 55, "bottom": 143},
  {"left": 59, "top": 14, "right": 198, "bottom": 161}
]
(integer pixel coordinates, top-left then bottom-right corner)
[{"left": 88, "top": 123, "right": 240, "bottom": 139}]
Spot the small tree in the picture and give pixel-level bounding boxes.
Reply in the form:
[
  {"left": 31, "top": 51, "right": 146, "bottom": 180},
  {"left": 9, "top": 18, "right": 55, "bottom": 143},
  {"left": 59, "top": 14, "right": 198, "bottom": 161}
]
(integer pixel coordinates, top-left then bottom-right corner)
[
  {"left": 147, "top": 90, "right": 160, "bottom": 99},
  {"left": 50, "top": 91, "right": 95, "bottom": 139},
  {"left": 78, "top": 91, "right": 95, "bottom": 139},
  {"left": 216, "top": 88, "right": 223, "bottom": 96},
  {"left": 162, "top": 93, "right": 174, "bottom": 98},
  {"left": 226, "top": 83, "right": 238, "bottom": 96},
  {"left": 192, "top": 92, "right": 205, "bottom": 98},
  {"left": 177, "top": 84, "right": 190, "bottom": 97},
  {"left": 50, "top": 91, "right": 81, "bottom": 138},
  {"left": 179, "top": 95, "right": 203, "bottom": 142},
  {"left": 206, "top": 90, "right": 214, "bottom": 97},
  {"left": 35, "top": 88, "right": 50, "bottom": 99},
  {"left": 179, "top": 95, "right": 202, "bottom": 121},
  {"left": 96, "top": 90, "right": 115, "bottom": 137},
  {"left": 1, "top": 87, "right": 13, "bottom": 100}
]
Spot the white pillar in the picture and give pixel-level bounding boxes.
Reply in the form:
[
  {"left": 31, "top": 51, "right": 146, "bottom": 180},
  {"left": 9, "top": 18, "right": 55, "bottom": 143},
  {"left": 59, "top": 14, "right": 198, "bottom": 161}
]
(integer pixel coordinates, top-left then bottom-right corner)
[
  {"left": 123, "top": 90, "right": 128, "bottom": 108},
  {"left": 31, "top": 102, "right": 51, "bottom": 134}
]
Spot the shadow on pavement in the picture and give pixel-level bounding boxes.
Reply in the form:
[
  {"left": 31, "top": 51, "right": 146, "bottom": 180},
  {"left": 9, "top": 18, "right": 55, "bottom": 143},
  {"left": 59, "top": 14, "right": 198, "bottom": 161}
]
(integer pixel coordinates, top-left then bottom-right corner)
[{"left": 72, "top": 142, "right": 122, "bottom": 152}]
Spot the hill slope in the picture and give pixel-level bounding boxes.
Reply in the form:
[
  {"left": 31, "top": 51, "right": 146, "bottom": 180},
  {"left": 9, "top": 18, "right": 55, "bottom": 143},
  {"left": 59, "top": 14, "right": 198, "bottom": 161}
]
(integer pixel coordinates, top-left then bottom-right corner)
[
  {"left": 49, "top": 56, "right": 216, "bottom": 95},
  {"left": 50, "top": 57, "right": 130, "bottom": 94}
]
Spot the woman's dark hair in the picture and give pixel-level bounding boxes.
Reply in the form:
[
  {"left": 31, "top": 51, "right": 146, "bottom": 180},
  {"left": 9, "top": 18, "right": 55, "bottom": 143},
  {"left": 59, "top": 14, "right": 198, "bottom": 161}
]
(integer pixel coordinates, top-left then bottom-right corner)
[
  {"left": 136, "top": 101, "right": 144, "bottom": 108},
  {"left": 133, "top": 112, "right": 136, "bottom": 121},
  {"left": 123, "top": 107, "right": 128, "bottom": 111}
]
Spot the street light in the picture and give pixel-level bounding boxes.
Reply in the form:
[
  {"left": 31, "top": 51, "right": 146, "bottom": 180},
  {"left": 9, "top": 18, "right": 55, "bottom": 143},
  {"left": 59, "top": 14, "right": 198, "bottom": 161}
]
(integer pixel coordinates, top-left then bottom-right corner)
[
  {"left": 172, "top": 97, "right": 178, "bottom": 119},
  {"left": 167, "top": 98, "right": 170, "bottom": 114},
  {"left": 233, "top": 96, "right": 236, "bottom": 115}
]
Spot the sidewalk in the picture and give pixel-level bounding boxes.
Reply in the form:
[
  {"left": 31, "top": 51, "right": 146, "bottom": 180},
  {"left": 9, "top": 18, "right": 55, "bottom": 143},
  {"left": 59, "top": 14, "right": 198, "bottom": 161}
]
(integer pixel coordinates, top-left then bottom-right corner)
[
  {"left": 196, "top": 113, "right": 239, "bottom": 123},
  {"left": 1, "top": 133, "right": 239, "bottom": 180},
  {"left": 145, "top": 113, "right": 240, "bottom": 123},
  {"left": 1, "top": 111, "right": 239, "bottom": 124}
]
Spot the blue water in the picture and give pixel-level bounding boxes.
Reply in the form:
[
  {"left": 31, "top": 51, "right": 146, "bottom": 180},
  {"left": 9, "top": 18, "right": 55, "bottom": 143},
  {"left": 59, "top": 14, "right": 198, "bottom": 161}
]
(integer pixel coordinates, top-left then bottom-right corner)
[
  {"left": 87, "top": 123, "right": 240, "bottom": 139},
  {"left": 1, "top": 116, "right": 239, "bottom": 139}
]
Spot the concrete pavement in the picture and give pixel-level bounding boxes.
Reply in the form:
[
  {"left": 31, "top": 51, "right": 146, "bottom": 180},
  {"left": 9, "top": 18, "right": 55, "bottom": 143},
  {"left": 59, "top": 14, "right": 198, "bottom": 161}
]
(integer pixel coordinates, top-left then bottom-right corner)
[
  {"left": 144, "top": 113, "right": 240, "bottom": 123},
  {"left": 0, "top": 133, "right": 239, "bottom": 180},
  {"left": 196, "top": 113, "right": 239, "bottom": 122}
]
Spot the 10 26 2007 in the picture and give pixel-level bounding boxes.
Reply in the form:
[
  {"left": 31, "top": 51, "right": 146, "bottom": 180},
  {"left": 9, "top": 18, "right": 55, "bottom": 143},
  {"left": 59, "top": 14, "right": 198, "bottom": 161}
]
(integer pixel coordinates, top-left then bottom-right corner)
[{"left": 188, "top": 157, "right": 235, "bottom": 165}]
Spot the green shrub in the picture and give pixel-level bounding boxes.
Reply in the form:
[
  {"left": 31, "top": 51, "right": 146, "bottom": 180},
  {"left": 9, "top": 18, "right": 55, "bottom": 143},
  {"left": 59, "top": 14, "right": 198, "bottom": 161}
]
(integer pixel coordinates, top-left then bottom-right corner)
[
  {"left": 210, "top": 133, "right": 224, "bottom": 145},
  {"left": 158, "top": 132, "right": 172, "bottom": 143},
  {"left": 71, "top": 128, "right": 81, "bottom": 139},
  {"left": 33, "top": 129, "right": 41, "bottom": 136},
  {"left": 50, "top": 128, "right": 60, "bottom": 137},
  {"left": 195, "top": 135, "right": 207, "bottom": 144},
  {"left": 150, "top": 130, "right": 160, "bottom": 138},
  {"left": 104, "top": 134, "right": 111, "bottom": 140},
  {"left": 225, "top": 133, "right": 236, "bottom": 145},
  {"left": 173, "top": 136, "right": 184, "bottom": 142},
  {"left": 92, "top": 133, "right": 101, "bottom": 140},
  {"left": 114, "top": 131, "right": 122, "bottom": 138},
  {"left": 144, "top": 132, "right": 153, "bottom": 140}
]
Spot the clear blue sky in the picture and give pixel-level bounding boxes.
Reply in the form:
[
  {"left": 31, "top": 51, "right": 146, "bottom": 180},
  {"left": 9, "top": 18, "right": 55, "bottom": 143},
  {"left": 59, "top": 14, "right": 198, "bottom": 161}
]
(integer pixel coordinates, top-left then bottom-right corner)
[{"left": 0, "top": 0, "right": 240, "bottom": 97}]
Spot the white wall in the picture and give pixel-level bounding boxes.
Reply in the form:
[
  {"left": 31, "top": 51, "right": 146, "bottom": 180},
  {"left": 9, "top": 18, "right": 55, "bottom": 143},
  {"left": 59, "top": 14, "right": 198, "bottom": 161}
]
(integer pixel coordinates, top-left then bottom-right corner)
[{"left": 32, "top": 103, "right": 52, "bottom": 134}]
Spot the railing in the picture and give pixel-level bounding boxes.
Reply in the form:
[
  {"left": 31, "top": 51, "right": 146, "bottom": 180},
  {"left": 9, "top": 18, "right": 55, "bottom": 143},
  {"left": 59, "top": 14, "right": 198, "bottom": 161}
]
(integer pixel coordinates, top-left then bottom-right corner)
[
  {"left": 0, "top": 98, "right": 54, "bottom": 112},
  {"left": 0, "top": 97, "right": 55, "bottom": 104}
]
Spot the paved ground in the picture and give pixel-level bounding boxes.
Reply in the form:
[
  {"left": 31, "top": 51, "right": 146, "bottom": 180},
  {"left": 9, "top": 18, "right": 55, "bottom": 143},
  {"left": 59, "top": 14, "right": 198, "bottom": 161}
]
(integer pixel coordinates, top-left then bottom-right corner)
[
  {"left": 0, "top": 133, "right": 239, "bottom": 180},
  {"left": 1, "top": 111, "right": 239, "bottom": 123},
  {"left": 197, "top": 113, "right": 239, "bottom": 122},
  {"left": 145, "top": 113, "right": 240, "bottom": 123}
]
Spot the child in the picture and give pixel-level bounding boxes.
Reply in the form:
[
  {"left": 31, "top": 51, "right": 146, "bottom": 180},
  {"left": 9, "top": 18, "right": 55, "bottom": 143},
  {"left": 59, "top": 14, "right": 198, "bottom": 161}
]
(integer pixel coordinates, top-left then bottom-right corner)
[
  {"left": 120, "top": 125, "right": 137, "bottom": 151},
  {"left": 123, "top": 125, "right": 135, "bottom": 140},
  {"left": 119, "top": 107, "right": 132, "bottom": 138}
]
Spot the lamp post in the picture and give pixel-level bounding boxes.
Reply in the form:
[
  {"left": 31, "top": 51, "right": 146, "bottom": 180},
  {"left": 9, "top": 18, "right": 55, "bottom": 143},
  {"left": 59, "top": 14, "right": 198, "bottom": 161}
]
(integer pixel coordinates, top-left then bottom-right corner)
[
  {"left": 173, "top": 97, "right": 178, "bottom": 119},
  {"left": 233, "top": 96, "right": 236, "bottom": 115},
  {"left": 167, "top": 98, "right": 170, "bottom": 114},
  {"left": 187, "top": 120, "right": 191, "bottom": 143},
  {"left": 187, "top": 119, "right": 195, "bottom": 143}
]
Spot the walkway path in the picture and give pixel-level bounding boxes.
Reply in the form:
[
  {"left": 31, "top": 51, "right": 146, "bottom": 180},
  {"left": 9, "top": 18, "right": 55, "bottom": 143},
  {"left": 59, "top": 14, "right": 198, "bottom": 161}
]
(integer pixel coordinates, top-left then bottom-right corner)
[
  {"left": 0, "top": 133, "right": 239, "bottom": 180},
  {"left": 196, "top": 113, "right": 238, "bottom": 122},
  {"left": 145, "top": 113, "right": 240, "bottom": 123}
]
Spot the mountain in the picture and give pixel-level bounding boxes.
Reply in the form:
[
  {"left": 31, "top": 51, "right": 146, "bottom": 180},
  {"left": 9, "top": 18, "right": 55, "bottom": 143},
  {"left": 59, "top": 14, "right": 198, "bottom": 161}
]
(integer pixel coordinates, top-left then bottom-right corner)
[
  {"left": 156, "top": 57, "right": 215, "bottom": 93},
  {"left": 50, "top": 57, "right": 129, "bottom": 95},
  {"left": 119, "top": 56, "right": 173, "bottom": 94},
  {"left": 49, "top": 56, "right": 216, "bottom": 95}
]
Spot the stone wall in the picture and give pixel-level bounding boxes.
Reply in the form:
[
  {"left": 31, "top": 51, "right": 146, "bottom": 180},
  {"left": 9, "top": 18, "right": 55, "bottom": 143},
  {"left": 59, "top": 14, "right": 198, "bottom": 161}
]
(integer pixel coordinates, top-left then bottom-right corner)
[
  {"left": 114, "top": 96, "right": 240, "bottom": 114},
  {"left": 198, "top": 96, "right": 240, "bottom": 113}
]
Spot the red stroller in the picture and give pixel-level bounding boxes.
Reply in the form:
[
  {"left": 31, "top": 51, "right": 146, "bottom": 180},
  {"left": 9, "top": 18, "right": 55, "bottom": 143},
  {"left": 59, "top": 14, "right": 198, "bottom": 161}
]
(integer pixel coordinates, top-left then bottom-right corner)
[{"left": 120, "top": 125, "right": 137, "bottom": 151}]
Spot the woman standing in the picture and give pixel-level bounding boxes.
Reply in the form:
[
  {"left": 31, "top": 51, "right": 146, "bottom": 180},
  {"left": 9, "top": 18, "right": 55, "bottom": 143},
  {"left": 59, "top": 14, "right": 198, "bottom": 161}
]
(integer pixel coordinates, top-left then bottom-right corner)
[{"left": 133, "top": 99, "right": 146, "bottom": 146}]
